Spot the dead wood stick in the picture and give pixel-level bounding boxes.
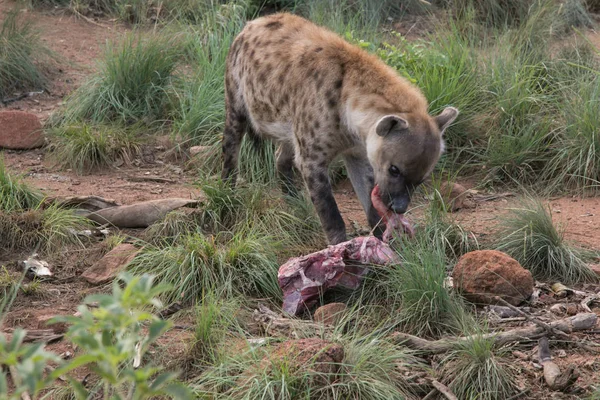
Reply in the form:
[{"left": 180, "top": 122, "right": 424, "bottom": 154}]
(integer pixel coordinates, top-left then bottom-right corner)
[
  {"left": 580, "top": 294, "right": 598, "bottom": 313},
  {"left": 8, "top": 365, "right": 32, "bottom": 400},
  {"left": 493, "top": 297, "right": 567, "bottom": 336},
  {"left": 493, "top": 296, "right": 595, "bottom": 350},
  {"left": 422, "top": 390, "right": 437, "bottom": 400},
  {"left": 430, "top": 380, "right": 458, "bottom": 400},
  {"left": 392, "top": 313, "right": 598, "bottom": 354},
  {"left": 126, "top": 175, "right": 176, "bottom": 184}
]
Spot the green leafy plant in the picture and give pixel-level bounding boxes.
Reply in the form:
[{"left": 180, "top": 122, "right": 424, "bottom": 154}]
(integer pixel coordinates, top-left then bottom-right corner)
[{"left": 2, "top": 273, "right": 193, "bottom": 399}]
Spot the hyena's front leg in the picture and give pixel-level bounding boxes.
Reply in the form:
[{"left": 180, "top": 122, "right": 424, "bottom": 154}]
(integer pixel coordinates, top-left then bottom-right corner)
[
  {"left": 342, "top": 154, "right": 385, "bottom": 239},
  {"left": 299, "top": 160, "right": 347, "bottom": 245}
]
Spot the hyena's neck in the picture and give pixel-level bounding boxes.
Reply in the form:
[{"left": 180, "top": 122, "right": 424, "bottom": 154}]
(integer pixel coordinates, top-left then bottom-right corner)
[{"left": 342, "top": 95, "right": 389, "bottom": 144}]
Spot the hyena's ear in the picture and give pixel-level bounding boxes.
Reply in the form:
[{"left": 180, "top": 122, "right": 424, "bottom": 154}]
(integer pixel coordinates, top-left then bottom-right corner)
[
  {"left": 435, "top": 107, "right": 459, "bottom": 134},
  {"left": 375, "top": 115, "right": 409, "bottom": 137}
]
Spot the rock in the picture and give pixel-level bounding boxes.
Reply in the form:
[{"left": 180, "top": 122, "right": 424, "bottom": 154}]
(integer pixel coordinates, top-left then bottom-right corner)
[
  {"left": 264, "top": 338, "right": 344, "bottom": 376},
  {"left": 0, "top": 111, "right": 45, "bottom": 149},
  {"left": 314, "top": 303, "right": 347, "bottom": 325},
  {"left": 452, "top": 250, "right": 534, "bottom": 306},
  {"left": 81, "top": 243, "right": 139, "bottom": 285},
  {"left": 278, "top": 236, "right": 397, "bottom": 316},
  {"left": 438, "top": 182, "right": 469, "bottom": 212}
]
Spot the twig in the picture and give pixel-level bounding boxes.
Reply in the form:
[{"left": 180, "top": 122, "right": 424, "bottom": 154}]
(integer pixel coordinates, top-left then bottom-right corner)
[
  {"left": 506, "top": 389, "right": 531, "bottom": 400},
  {"left": 392, "top": 313, "right": 598, "bottom": 354},
  {"left": 422, "top": 389, "right": 437, "bottom": 400},
  {"left": 494, "top": 296, "right": 600, "bottom": 352},
  {"left": 8, "top": 365, "right": 32, "bottom": 400},
  {"left": 126, "top": 175, "right": 176, "bottom": 184},
  {"left": 1, "top": 90, "right": 44, "bottom": 105},
  {"left": 580, "top": 294, "right": 598, "bottom": 313},
  {"left": 71, "top": 8, "right": 112, "bottom": 29},
  {"left": 430, "top": 380, "right": 458, "bottom": 400}
]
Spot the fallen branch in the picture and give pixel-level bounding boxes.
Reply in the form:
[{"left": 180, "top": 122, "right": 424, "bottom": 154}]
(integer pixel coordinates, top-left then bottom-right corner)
[
  {"left": 253, "top": 304, "right": 332, "bottom": 338},
  {"left": 391, "top": 313, "right": 597, "bottom": 354},
  {"left": 580, "top": 294, "right": 598, "bottom": 313},
  {"left": 539, "top": 336, "right": 579, "bottom": 391},
  {"left": 430, "top": 380, "right": 458, "bottom": 400},
  {"left": 494, "top": 296, "right": 598, "bottom": 351},
  {"left": 125, "top": 175, "right": 177, "bottom": 184},
  {"left": 1, "top": 90, "right": 44, "bottom": 105}
]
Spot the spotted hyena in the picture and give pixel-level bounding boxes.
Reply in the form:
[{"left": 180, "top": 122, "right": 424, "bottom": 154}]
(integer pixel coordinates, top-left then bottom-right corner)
[{"left": 221, "top": 13, "right": 459, "bottom": 245}]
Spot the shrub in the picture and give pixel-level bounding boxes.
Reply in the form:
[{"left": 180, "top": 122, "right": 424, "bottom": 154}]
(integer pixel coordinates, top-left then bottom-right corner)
[
  {"left": 55, "top": 32, "right": 180, "bottom": 126},
  {"left": 0, "top": 10, "right": 52, "bottom": 98},
  {"left": 496, "top": 199, "right": 597, "bottom": 283}
]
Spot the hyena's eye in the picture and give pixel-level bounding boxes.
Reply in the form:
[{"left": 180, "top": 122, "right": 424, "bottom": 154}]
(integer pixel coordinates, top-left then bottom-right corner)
[{"left": 388, "top": 165, "right": 401, "bottom": 177}]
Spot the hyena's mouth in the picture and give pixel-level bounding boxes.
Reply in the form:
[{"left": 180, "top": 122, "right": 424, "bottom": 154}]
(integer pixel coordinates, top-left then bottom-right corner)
[{"left": 370, "top": 185, "right": 415, "bottom": 241}]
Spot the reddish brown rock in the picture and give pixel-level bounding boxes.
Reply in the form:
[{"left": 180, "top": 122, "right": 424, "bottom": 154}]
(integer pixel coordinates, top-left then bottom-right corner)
[
  {"left": 81, "top": 243, "right": 139, "bottom": 285},
  {"left": 439, "top": 182, "right": 469, "bottom": 212},
  {"left": 453, "top": 250, "right": 534, "bottom": 306},
  {"left": 0, "top": 111, "right": 45, "bottom": 149},
  {"left": 314, "top": 303, "right": 347, "bottom": 326},
  {"left": 265, "top": 338, "right": 344, "bottom": 376}
]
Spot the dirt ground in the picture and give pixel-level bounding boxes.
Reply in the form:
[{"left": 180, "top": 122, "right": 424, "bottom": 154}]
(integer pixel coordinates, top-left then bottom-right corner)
[{"left": 1, "top": 1, "right": 600, "bottom": 398}]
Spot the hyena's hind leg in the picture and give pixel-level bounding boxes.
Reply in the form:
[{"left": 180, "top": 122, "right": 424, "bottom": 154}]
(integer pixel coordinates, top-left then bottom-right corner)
[
  {"left": 221, "top": 82, "right": 248, "bottom": 188},
  {"left": 276, "top": 142, "right": 300, "bottom": 197}
]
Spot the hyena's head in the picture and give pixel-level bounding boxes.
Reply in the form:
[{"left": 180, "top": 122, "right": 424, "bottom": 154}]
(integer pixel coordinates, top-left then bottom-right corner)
[{"left": 367, "top": 107, "right": 459, "bottom": 214}]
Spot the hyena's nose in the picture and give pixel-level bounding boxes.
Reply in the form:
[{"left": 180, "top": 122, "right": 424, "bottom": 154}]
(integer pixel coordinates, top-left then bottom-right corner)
[{"left": 389, "top": 198, "right": 409, "bottom": 214}]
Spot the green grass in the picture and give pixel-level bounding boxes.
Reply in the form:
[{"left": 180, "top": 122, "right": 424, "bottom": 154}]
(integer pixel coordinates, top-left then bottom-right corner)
[
  {"left": 0, "top": 205, "right": 91, "bottom": 254},
  {"left": 128, "top": 228, "right": 282, "bottom": 305},
  {"left": 0, "top": 156, "right": 43, "bottom": 212},
  {"left": 496, "top": 199, "right": 597, "bottom": 284},
  {"left": 144, "top": 210, "right": 201, "bottom": 245},
  {"left": 440, "top": 330, "right": 518, "bottom": 400},
  {"left": 193, "top": 314, "right": 422, "bottom": 399},
  {"left": 547, "top": 78, "right": 600, "bottom": 193},
  {"left": 48, "top": 124, "right": 143, "bottom": 173},
  {"left": 0, "top": 10, "right": 52, "bottom": 98},
  {"left": 54, "top": 32, "right": 181, "bottom": 126}
]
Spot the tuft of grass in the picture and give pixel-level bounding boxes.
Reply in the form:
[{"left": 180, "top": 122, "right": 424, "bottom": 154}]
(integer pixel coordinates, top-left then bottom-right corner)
[
  {"left": 496, "top": 199, "right": 597, "bottom": 283},
  {"left": 0, "top": 156, "right": 43, "bottom": 212},
  {"left": 193, "top": 314, "right": 422, "bottom": 399},
  {"left": 440, "top": 330, "right": 518, "bottom": 400},
  {"left": 547, "top": 79, "right": 600, "bottom": 193},
  {"left": 128, "top": 228, "right": 282, "bottom": 305},
  {"left": 0, "top": 205, "right": 91, "bottom": 254},
  {"left": 390, "top": 234, "right": 472, "bottom": 338},
  {"left": 144, "top": 210, "right": 200, "bottom": 245},
  {"left": 48, "top": 124, "right": 143, "bottom": 173},
  {"left": 187, "top": 292, "right": 239, "bottom": 368},
  {"left": 54, "top": 32, "right": 181, "bottom": 126},
  {"left": 0, "top": 10, "right": 52, "bottom": 98}
]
